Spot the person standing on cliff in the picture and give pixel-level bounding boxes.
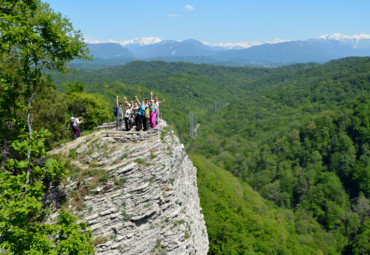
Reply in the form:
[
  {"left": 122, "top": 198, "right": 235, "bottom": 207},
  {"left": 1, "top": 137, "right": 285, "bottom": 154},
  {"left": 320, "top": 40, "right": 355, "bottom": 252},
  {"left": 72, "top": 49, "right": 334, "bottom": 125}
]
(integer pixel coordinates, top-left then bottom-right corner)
[
  {"left": 135, "top": 96, "right": 146, "bottom": 131},
  {"left": 124, "top": 104, "right": 133, "bottom": 131},
  {"left": 116, "top": 96, "right": 124, "bottom": 131},
  {"left": 151, "top": 91, "right": 166, "bottom": 125},
  {"left": 149, "top": 100, "right": 158, "bottom": 128}
]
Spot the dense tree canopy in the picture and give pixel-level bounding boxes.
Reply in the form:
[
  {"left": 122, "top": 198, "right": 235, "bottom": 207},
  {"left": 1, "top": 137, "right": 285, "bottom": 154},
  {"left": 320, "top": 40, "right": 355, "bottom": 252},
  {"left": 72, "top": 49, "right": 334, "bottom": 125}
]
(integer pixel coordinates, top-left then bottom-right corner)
[
  {"left": 51, "top": 57, "right": 370, "bottom": 254},
  {"left": 0, "top": 1, "right": 95, "bottom": 253}
]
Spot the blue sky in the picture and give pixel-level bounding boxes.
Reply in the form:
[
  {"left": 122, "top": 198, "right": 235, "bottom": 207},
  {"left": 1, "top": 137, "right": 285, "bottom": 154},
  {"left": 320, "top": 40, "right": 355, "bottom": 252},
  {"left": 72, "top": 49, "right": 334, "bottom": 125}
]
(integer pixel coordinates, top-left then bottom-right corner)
[{"left": 44, "top": 0, "right": 370, "bottom": 43}]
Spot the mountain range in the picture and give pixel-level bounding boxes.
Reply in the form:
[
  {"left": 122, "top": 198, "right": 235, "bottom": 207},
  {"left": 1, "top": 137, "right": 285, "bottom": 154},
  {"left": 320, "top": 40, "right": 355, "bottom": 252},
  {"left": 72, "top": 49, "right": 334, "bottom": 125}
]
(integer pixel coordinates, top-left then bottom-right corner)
[{"left": 71, "top": 34, "right": 370, "bottom": 69}]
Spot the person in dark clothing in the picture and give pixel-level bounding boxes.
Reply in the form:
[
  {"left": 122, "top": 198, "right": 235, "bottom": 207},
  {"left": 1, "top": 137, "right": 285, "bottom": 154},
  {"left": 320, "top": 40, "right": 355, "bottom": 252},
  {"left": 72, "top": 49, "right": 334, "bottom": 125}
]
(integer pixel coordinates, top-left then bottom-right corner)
[
  {"left": 132, "top": 101, "right": 140, "bottom": 128},
  {"left": 143, "top": 105, "right": 150, "bottom": 131},
  {"left": 116, "top": 96, "right": 124, "bottom": 131},
  {"left": 135, "top": 96, "right": 145, "bottom": 131}
]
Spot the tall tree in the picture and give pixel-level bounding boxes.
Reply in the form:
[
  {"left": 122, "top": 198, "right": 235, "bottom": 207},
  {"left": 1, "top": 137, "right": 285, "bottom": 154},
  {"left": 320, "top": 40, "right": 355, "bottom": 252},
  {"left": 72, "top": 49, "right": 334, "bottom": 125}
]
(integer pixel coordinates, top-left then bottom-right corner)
[
  {"left": 0, "top": 1, "right": 94, "bottom": 253},
  {"left": 0, "top": 0, "right": 89, "bottom": 181}
]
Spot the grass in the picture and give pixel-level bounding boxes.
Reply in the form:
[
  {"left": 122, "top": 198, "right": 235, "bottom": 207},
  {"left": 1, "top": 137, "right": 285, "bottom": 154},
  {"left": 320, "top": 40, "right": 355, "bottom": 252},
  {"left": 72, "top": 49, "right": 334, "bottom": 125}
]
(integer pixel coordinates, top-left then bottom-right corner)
[
  {"left": 135, "top": 158, "right": 144, "bottom": 164},
  {"left": 114, "top": 177, "right": 127, "bottom": 186},
  {"left": 76, "top": 204, "right": 85, "bottom": 211},
  {"left": 98, "top": 173, "right": 110, "bottom": 183},
  {"left": 103, "top": 151, "right": 109, "bottom": 158},
  {"left": 59, "top": 161, "right": 111, "bottom": 207},
  {"left": 184, "top": 230, "right": 190, "bottom": 240},
  {"left": 147, "top": 175, "right": 156, "bottom": 186},
  {"left": 68, "top": 148, "right": 77, "bottom": 159},
  {"left": 151, "top": 239, "right": 167, "bottom": 255},
  {"left": 160, "top": 126, "right": 172, "bottom": 142},
  {"left": 94, "top": 236, "right": 107, "bottom": 247},
  {"left": 121, "top": 210, "right": 132, "bottom": 220},
  {"left": 144, "top": 202, "right": 153, "bottom": 208}
]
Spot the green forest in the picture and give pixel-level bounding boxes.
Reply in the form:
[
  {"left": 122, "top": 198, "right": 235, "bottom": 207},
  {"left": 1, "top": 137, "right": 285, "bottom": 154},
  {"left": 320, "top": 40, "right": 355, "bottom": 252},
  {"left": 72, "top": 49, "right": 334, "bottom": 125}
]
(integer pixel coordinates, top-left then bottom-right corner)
[
  {"left": 1, "top": 1, "right": 369, "bottom": 254},
  {"left": 48, "top": 57, "right": 370, "bottom": 254}
]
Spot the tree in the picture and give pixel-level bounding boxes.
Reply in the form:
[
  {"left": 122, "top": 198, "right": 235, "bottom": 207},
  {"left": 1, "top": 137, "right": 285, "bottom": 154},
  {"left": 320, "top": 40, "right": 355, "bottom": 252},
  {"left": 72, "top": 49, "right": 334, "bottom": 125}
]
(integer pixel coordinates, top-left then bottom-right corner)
[
  {"left": 67, "top": 92, "right": 111, "bottom": 130},
  {"left": 0, "top": 0, "right": 94, "bottom": 253},
  {"left": 0, "top": 130, "right": 95, "bottom": 254},
  {"left": 1, "top": 0, "right": 89, "bottom": 181}
]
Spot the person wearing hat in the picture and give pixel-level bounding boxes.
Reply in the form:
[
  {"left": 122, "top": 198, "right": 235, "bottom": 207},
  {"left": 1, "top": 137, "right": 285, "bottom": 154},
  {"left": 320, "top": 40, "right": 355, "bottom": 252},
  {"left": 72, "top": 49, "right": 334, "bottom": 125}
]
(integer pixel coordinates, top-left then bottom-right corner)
[{"left": 116, "top": 96, "right": 124, "bottom": 131}]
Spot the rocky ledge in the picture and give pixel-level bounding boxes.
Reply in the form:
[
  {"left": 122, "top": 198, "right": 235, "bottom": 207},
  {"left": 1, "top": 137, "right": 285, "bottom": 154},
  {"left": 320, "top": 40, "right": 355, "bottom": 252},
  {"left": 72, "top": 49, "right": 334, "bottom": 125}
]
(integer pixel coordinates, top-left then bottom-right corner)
[{"left": 50, "top": 120, "right": 209, "bottom": 255}]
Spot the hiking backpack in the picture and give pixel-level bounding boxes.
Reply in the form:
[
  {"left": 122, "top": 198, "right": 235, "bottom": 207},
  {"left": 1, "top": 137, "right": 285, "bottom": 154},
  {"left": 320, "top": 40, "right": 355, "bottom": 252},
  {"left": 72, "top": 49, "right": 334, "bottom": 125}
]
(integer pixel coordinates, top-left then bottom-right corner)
[
  {"left": 68, "top": 116, "right": 76, "bottom": 130},
  {"left": 114, "top": 107, "right": 118, "bottom": 117}
]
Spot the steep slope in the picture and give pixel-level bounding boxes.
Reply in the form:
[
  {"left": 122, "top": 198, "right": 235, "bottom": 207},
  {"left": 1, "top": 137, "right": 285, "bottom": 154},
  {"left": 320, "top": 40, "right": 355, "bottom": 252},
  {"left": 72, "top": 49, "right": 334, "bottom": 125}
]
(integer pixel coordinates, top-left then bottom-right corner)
[
  {"left": 192, "top": 154, "right": 339, "bottom": 254},
  {"left": 50, "top": 121, "right": 209, "bottom": 254}
]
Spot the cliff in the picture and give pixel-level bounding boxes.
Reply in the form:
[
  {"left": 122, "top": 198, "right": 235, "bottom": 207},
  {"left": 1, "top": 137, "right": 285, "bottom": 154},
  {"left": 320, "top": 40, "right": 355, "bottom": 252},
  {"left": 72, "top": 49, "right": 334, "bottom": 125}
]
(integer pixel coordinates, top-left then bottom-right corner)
[{"left": 50, "top": 120, "right": 209, "bottom": 254}]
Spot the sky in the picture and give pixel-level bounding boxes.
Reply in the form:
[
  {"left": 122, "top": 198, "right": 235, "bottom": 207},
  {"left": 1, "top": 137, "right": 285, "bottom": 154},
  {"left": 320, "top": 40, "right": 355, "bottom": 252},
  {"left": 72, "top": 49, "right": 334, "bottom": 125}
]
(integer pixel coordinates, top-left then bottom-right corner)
[{"left": 44, "top": 0, "right": 370, "bottom": 44}]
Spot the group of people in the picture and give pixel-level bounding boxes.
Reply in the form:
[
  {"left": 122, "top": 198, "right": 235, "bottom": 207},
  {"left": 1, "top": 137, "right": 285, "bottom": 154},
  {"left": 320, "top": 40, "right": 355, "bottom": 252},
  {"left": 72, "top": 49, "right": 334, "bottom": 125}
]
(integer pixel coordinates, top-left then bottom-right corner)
[{"left": 115, "top": 92, "right": 166, "bottom": 132}]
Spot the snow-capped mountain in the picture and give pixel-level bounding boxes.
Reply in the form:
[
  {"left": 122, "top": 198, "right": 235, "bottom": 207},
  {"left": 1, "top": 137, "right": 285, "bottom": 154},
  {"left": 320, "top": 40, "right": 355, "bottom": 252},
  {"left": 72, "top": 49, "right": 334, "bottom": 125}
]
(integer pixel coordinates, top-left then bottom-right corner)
[
  {"left": 118, "top": 37, "right": 162, "bottom": 47},
  {"left": 201, "top": 38, "right": 290, "bottom": 50},
  {"left": 313, "top": 33, "right": 370, "bottom": 49},
  {"left": 80, "top": 34, "right": 370, "bottom": 69}
]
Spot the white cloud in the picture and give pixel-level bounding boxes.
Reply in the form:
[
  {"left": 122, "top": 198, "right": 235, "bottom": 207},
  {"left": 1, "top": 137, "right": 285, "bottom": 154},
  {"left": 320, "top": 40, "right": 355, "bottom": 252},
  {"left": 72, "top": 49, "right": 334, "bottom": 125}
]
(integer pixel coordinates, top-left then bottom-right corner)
[
  {"left": 167, "top": 14, "right": 180, "bottom": 18},
  {"left": 184, "top": 5, "right": 194, "bottom": 11}
]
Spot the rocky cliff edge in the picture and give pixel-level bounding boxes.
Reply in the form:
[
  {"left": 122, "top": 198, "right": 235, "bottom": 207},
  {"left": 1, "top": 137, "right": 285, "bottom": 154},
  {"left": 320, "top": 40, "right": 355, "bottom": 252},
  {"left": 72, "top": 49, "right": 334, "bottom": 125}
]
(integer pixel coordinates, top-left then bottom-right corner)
[{"left": 49, "top": 120, "right": 209, "bottom": 255}]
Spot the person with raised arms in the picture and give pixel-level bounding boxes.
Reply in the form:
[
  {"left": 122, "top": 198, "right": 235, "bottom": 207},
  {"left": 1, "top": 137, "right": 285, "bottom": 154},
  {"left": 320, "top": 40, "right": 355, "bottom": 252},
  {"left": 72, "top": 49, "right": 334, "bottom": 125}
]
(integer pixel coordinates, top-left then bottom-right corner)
[
  {"left": 151, "top": 91, "right": 166, "bottom": 125},
  {"left": 132, "top": 101, "right": 140, "bottom": 129},
  {"left": 149, "top": 99, "right": 158, "bottom": 128},
  {"left": 135, "top": 96, "right": 146, "bottom": 131},
  {"left": 115, "top": 96, "right": 124, "bottom": 131},
  {"left": 124, "top": 104, "right": 133, "bottom": 131}
]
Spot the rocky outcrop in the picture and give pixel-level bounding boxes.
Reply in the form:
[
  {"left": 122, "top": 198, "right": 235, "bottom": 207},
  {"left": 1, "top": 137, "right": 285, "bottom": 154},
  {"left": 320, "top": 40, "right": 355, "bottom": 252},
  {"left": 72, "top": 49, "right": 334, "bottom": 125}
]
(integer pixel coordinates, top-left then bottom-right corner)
[{"left": 50, "top": 120, "right": 209, "bottom": 254}]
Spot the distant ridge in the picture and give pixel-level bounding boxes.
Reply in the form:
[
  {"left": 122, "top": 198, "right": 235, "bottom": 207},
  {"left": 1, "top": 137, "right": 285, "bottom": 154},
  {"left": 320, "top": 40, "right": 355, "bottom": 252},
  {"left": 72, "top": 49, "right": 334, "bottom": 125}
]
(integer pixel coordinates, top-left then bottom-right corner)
[{"left": 76, "top": 34, "right": 370, "bottom": 69}]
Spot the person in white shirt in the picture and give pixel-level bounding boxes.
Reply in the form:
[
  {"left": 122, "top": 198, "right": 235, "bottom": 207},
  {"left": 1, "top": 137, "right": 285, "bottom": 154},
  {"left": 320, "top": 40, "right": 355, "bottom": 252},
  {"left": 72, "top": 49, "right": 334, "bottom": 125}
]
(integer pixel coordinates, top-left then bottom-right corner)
[
  {"left": 72, "top": 117, "right": 82, "bottom": 140},
  {"left": 124, "top": 104, "right": 133, "bottom": 131}
]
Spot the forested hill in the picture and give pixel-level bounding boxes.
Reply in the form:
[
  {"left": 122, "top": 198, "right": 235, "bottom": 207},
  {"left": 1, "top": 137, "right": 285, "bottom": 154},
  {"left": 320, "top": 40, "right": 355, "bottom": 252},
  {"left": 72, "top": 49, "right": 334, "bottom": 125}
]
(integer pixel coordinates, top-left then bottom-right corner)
[{"left": 50, "top": 57, "right": 370, "bottom": 254}]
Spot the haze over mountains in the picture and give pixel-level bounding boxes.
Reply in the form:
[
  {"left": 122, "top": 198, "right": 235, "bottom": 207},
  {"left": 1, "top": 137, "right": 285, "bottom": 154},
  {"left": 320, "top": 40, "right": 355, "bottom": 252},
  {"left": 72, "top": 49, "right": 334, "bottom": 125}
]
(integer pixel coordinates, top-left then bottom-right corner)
[{"left": 73, "top": 34, "right": 370, "bottom": 69}]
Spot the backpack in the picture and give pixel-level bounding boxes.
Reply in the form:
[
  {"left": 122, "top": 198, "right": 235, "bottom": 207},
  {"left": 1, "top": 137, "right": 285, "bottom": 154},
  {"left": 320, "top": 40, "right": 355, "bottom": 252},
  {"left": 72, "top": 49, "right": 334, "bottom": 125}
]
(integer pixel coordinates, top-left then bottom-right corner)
[
  {"left": 145, "top": 108, "right": 150, "bottom": 118},
  {"left": 68, "top": 116, "right": 76, "bottom": 130},
  {"left": 113, "top": 107, "right": 118, "bottom": 117}
]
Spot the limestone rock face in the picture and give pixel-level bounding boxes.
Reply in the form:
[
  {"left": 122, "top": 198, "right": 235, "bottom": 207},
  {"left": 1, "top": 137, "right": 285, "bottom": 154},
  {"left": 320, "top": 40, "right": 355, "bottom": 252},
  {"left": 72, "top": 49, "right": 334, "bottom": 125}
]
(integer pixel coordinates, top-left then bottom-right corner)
[{"left": 50, "top": 120, "right": 209, "bottom": 255}]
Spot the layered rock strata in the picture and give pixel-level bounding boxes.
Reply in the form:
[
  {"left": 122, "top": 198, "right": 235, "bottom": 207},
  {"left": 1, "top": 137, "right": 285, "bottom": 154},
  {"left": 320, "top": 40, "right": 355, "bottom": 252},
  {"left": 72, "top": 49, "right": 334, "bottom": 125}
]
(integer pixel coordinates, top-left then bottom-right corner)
[{"left": 50, "top": 120, "right": 209, "bottom": 255}]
